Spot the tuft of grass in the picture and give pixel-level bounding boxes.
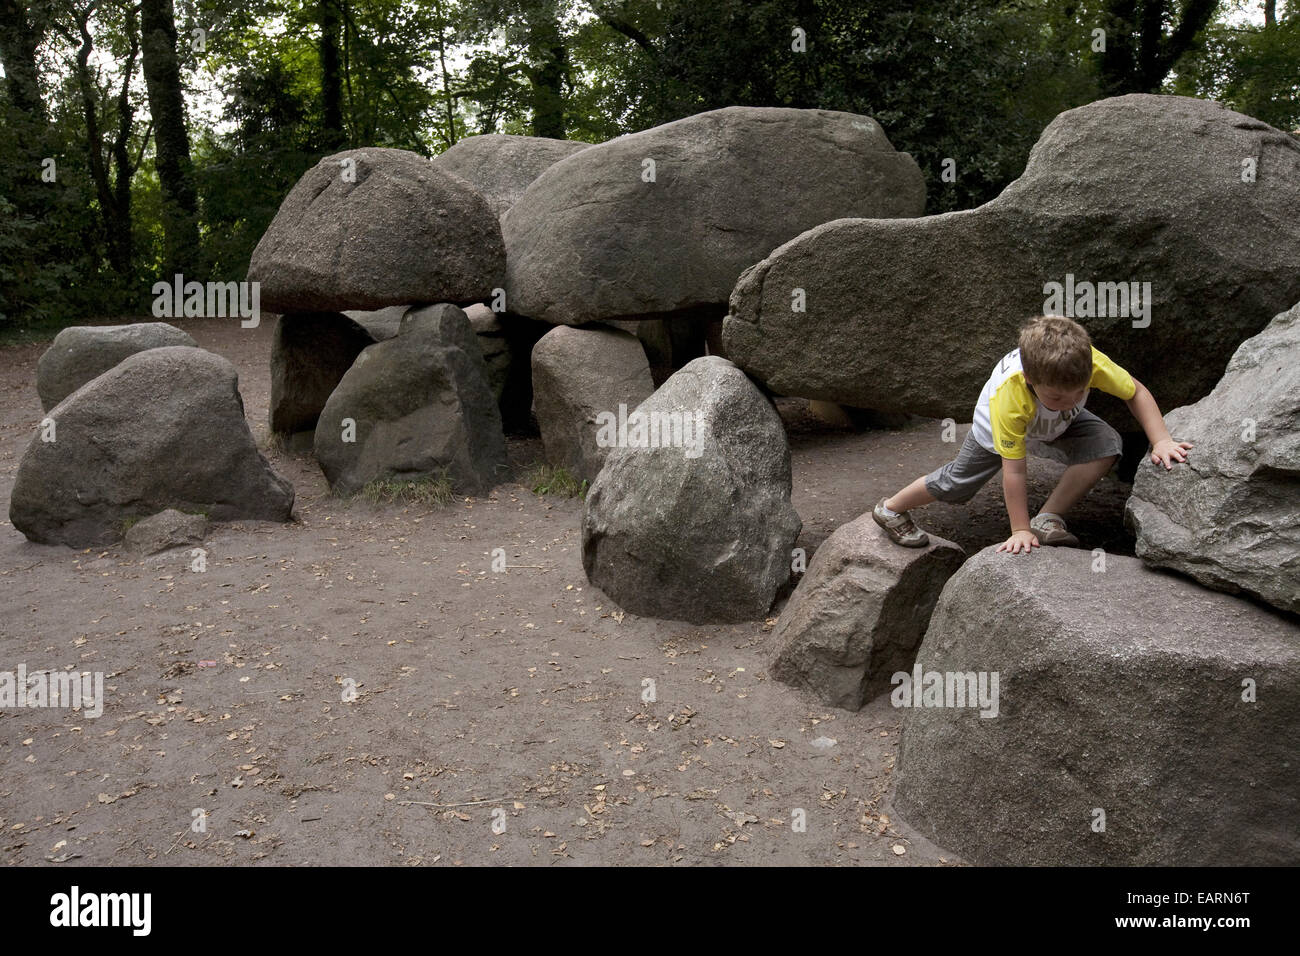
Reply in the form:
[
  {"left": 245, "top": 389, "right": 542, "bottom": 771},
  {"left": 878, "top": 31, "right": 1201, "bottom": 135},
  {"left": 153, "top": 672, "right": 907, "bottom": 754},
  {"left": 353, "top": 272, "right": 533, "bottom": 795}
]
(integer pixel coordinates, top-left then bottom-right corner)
[
  {"left": 357, "top": 470, "right": 456, "bottom": 507},
  {"left": 260, "top": 430, "right": 289, "bottom": 455},
  {"left": 523, "top": 461, "right": 588, "bottom": 499}
]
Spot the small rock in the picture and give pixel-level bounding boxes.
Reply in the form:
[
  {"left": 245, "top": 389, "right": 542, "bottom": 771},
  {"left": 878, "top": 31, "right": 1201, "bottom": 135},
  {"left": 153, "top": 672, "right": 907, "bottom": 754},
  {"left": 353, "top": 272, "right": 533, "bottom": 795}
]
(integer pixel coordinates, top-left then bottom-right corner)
[{"left": 124, "top": 509, "right": 208, "bottom": 556}]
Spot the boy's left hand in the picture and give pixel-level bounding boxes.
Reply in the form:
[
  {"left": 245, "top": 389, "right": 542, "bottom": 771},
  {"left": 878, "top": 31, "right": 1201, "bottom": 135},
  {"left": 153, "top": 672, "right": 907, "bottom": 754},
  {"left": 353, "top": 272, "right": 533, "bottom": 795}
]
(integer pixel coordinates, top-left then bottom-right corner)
[{"left": 1150, "top": 438, "right": 1193, "bottom": 469}]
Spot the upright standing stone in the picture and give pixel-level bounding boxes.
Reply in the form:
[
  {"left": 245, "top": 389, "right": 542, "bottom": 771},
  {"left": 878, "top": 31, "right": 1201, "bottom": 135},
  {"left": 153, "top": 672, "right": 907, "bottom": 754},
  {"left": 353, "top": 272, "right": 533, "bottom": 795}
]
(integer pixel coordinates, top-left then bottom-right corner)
[
  {"left": 314, "top": 306, "right": 507, "bottom": 496},
  {"left": 531, "top": 325, "right": 655, "bottom": 482},
  {"left": 582, "top": 356, "right": 801, "bottom": 623}
]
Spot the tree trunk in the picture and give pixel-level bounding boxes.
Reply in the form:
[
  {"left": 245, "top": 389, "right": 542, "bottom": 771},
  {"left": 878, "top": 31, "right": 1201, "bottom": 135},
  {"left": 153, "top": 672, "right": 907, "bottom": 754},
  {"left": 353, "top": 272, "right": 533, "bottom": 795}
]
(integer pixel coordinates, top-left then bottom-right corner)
[
  {"left": 0, "top": 0, "right": 46, "bottom": 122},
  {"left": 68, "top": 4, "right": 137, "bottom": 275},
  {"left": 319, "top": 0, "right": 345, "bottom": 148},
  {"left": 1097, "top": 0, "right": 1220, "bottom": 95},
  {"left": 140, "top": 0, "right": 201, "bottom": 277},
  {"left": 523, "top": 4, "right": 567, "bottom": 139},
  {"left": 434, "top": 0, "right": 458, "bottom": 147}
]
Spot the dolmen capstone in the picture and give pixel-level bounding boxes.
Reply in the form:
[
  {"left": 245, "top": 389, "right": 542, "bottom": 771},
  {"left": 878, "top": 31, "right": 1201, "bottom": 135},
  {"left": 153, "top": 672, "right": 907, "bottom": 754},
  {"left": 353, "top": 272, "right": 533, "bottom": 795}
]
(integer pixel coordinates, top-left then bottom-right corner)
[
  {"left": 248, "top": 147, "right": 504, "bottom": 314},
  {"left": 431, "top": 133, "right": 592, "bottom": 220},
  {"left": 504, "top": 106, "right": 925, "bottom": 327},
  {"left": 724, "top": 95, "right": 1300, "bottom": 421}
]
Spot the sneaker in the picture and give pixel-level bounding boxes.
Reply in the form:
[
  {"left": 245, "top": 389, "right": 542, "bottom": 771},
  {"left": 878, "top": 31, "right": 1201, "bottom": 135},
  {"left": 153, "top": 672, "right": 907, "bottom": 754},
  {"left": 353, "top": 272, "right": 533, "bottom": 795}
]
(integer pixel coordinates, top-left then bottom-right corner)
[
  {"left": 873, "top": 497, "right": 930, "bottom": 548},
  {"left": 1030, "top": 513, "right": 1080, "bottom": 547}
]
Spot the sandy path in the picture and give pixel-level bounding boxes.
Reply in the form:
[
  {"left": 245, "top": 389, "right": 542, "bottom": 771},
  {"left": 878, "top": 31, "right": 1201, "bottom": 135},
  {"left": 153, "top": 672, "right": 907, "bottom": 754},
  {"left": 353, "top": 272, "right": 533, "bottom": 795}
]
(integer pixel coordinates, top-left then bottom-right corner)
[{"left": 0, "top": 316, "right": 1133, "bottom": 865}]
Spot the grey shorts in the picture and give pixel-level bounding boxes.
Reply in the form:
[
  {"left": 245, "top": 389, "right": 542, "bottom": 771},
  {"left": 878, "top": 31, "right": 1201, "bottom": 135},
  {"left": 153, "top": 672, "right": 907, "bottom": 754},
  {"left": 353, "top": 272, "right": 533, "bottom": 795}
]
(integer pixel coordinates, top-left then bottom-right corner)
[{"left": 924, "top": 410, "right": 1123, "bottom": 504}]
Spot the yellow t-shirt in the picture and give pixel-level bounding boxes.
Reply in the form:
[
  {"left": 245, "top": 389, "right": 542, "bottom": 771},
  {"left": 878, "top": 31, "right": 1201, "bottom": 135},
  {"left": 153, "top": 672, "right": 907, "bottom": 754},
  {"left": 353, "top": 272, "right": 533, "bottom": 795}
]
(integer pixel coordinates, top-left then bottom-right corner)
[{"left": 970, "top": 346, "right": 1136, "bottom": 460}]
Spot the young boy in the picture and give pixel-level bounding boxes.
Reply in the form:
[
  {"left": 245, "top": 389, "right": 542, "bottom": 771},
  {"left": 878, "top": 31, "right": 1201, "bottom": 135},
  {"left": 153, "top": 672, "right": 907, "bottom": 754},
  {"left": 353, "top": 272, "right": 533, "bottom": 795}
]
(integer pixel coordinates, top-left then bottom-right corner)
[{"left": 873, "top": 315, "right": 1191, "bottom": 554}]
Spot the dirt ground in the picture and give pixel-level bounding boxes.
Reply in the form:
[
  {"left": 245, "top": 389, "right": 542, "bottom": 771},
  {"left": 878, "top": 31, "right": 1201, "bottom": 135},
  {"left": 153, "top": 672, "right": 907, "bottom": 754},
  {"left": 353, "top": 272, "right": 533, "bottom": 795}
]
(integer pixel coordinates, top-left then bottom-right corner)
[{"left": 0, "top": 316, "right": 1134, "bottom": 867}]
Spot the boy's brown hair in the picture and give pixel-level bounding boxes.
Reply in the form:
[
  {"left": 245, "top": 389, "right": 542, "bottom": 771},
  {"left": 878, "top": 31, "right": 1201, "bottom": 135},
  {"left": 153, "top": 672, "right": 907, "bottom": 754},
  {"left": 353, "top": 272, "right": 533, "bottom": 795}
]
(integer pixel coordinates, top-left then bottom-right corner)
[{"left": 1019, "top": 315, "right": 1092, "bottom": 389}]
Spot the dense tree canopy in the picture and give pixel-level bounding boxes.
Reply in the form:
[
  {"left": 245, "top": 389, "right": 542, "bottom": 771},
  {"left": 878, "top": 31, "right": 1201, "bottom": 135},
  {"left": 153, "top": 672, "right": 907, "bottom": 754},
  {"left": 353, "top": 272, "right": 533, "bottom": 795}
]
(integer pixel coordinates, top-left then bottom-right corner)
[{"left": 1, "top": 0, "right": 1296, "bottom": 335}]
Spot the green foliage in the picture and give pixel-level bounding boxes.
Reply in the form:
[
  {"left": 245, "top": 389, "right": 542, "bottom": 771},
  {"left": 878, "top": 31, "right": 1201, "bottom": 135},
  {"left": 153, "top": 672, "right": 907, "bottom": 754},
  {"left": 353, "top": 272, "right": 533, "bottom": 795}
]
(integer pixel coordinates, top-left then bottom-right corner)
[
  {"left": 3, "top": 0, "right": 1297, "bottom": 335},
  {"left": 1170, "top": 1, "right": 1300, "bottom": 131},
  {"left": 580, "top": 0, "right": 1102, "bottom": 211},
  {"left": 523, "top": 461, "right": 587, "bottom": 498},
  {"left": 356, "top": 471, "right": 458, "bottom": 506}
]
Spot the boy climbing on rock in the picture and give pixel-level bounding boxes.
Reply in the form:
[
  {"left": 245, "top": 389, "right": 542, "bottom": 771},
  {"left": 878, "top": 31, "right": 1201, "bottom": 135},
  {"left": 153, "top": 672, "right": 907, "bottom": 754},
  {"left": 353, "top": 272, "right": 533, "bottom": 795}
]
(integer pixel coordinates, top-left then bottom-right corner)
[{"left": 874, "top": 315, "right": 1191, "bottom": 554}]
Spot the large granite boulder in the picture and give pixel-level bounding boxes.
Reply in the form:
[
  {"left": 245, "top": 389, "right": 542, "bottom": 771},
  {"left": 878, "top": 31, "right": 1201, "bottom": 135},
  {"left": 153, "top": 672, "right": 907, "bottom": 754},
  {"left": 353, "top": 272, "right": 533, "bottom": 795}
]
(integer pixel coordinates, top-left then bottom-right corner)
[
  {"left": 532, "top": 325, "right": 655, "bottom": 482},
  {"left": 1126, "top": 300, "right": 1300, "bottom": 614},
  {"left": 769, "top": 513, "right": 965, "bottom": 711},
  {"left": 582, "top": 356, "right": 801, "bottom": 623},
  {"left": 724, "top": 95, "right": 1300, "bottom": 420},
  {"left": 36, "top": 323, "right": 196, "bottom": 411},
  {"left": 11, "top": 347, "right": 294, "bottom": 547},
  {"left": 248, "top": 147, "right": 505, "bottom": 313},
  {"left": 314, "top": 305, "right": 507, "bottom": 496},
  {"left": 505, "top": 107, "right": 924, "bottom": 326},
  {"left": 894, "top": 546, "right": 1300, "bottom": 866},
  {"left": 431, "top": 133, "right": 592, "bottom": 219}
]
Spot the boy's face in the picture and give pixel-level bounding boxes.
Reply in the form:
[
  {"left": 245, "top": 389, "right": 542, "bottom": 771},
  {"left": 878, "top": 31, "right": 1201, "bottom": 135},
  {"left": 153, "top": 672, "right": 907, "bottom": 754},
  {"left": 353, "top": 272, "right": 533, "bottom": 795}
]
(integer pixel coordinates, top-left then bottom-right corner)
[{"left": 1029, "top": 381, "right": 1088, "bottom": 412}]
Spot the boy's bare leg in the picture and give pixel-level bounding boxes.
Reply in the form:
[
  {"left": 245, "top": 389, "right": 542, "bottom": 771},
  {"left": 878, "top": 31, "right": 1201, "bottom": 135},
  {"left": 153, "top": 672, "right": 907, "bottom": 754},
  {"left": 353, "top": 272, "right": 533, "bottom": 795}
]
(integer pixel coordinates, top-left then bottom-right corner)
[
  {"left": 885, "top": 476, "right": 936, "bottom": 513},
  {"left": 1040, "top": 455, "right": 1118, "bottom": 517}
]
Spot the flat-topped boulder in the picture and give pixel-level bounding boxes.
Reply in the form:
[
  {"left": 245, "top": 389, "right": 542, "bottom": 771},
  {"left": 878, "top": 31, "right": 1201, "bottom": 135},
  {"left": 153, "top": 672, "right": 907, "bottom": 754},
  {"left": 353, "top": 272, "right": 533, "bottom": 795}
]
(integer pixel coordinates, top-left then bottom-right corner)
[
  {"left": 124, "top": 509, "right": 208, "bottom": 556},
  {"left": 505, "top": 107, "right": 924, "bottom": 326},
  {"left": 724, "top": 95, "right": 1300, "bottom": 419},
  {"left": 894, "top": 546, "right": 1300, "bottom": 866},
  {"left": 770, "top": 513, "right": 965, "bottom": 710}
]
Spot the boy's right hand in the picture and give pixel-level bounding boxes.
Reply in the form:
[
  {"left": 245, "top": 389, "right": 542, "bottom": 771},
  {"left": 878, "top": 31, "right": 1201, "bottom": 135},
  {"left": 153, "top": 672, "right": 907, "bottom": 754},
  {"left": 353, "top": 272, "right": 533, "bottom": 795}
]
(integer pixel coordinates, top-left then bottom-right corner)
[{"left": 997, "top": 529, "right": 1039, "bottom": 554}]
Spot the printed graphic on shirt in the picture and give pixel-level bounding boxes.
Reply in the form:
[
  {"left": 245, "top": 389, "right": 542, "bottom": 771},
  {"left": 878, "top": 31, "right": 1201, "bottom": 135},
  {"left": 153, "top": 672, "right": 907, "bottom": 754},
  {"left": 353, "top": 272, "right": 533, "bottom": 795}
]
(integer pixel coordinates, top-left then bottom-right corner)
[{"left": 970, "top": 346, "right": 1135, "bottom": 459}]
